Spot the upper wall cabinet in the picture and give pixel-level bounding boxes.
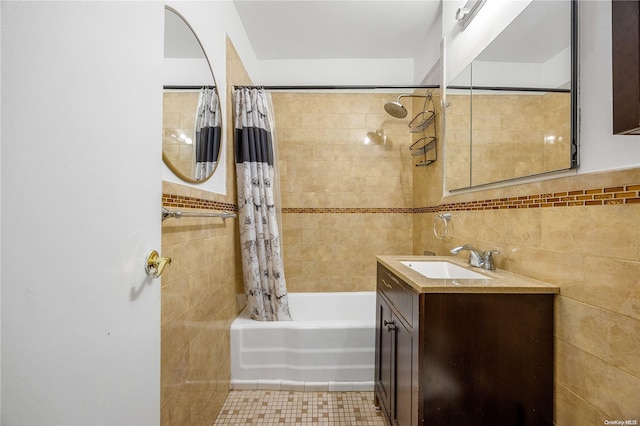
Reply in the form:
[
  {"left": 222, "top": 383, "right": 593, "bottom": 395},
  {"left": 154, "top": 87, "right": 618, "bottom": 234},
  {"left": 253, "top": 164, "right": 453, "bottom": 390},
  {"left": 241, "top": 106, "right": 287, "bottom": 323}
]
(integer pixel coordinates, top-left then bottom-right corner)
[
  {"left": 162, "top": 7, "right": 222, "bottom": 184},
  {"left": 612, "top": 0, "right": 640, "bottom": 135},
  {"left": 445, "top": 0, "right": 578, "bottom": 191}
]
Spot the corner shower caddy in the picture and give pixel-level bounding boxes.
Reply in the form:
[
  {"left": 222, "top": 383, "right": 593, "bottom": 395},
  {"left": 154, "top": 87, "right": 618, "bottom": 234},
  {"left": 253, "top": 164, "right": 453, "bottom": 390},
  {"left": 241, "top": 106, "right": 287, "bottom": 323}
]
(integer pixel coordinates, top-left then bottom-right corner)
[{"left": 409, "top": 91, "right": 437, "bottom": 167}]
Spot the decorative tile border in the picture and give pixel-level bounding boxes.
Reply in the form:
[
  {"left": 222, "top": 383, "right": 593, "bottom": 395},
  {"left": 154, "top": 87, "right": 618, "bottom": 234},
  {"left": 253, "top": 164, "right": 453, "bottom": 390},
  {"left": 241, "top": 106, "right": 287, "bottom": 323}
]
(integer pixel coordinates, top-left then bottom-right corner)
[
  {"left": 163, "top": 184, "right": 639, "bottom": 215},
  {"left": 162, "top": 194, "right": 238, "bottom": 212},
  {"left": 420, "top": 184, "right": 640, "bottom": 213},
  {"left": 282, "top": 207, "right": 414, "bottom": 214}
]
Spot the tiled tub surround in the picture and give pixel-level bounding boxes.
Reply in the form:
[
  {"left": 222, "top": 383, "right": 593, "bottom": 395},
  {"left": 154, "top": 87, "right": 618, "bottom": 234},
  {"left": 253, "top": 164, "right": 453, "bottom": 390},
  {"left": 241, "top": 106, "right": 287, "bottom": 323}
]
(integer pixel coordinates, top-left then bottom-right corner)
[{"left": 271, "top": 92, "right": 419, "bottom": 293}]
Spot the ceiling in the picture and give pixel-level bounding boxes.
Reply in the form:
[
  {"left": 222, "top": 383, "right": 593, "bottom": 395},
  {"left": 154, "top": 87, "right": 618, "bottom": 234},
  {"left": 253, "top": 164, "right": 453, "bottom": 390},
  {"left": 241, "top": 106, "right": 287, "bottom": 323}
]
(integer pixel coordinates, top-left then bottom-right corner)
[{"left": 233, "top": 1, "right": 442, "bottom": 60}]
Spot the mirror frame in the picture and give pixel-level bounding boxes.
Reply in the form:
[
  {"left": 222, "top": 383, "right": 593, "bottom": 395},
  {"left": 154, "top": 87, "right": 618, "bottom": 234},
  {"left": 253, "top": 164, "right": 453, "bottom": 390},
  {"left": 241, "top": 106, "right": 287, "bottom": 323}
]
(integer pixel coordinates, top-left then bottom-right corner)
[
  {"left": 163, "top": 6, "right": 221, "bottom": 184},
  {"left": 445, "top": 0, "right": 578, "bottom": 191}
]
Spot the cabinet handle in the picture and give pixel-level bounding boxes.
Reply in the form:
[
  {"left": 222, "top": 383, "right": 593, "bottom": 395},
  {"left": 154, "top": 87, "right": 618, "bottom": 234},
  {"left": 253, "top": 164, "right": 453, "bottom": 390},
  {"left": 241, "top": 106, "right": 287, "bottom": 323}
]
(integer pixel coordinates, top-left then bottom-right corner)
[
  {"left": 384, "top": 320, "right": 396, "bottom": 331},
  {"left": 387, "top": 274, "right": 401, "bottom": 286},
  {"left": 381, "top": 278, "right": 393, "bottom": 289}
]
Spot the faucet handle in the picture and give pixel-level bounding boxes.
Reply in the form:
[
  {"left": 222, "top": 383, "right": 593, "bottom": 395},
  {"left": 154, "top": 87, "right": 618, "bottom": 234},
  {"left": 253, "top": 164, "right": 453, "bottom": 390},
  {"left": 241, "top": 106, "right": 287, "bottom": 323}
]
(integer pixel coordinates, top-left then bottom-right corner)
[{"left": 482, "top": 249, "right": 500, "bottom": 270}]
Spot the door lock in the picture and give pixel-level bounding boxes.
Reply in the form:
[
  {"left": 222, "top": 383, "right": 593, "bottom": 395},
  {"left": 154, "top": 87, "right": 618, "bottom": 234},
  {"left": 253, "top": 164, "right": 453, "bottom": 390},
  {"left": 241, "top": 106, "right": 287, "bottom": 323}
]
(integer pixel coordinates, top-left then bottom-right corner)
[{"left": 145, "top": 250, "right": 171, "bottom": 279}]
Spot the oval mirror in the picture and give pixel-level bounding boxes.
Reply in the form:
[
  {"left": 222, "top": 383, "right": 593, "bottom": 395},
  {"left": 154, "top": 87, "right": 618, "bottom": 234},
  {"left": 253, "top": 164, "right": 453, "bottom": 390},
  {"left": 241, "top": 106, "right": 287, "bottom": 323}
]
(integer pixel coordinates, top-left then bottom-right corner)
[{"left": 162, "top": 6, "right": 221, "bottom": 183}]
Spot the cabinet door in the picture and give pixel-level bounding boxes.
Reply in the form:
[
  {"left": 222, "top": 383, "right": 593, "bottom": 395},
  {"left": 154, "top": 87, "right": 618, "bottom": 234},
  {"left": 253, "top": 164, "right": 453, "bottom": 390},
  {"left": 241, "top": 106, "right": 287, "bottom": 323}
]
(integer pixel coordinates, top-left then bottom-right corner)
[
  {"left": 376, "top": 295, "right": 394, "bottom": 417},
  {"left": 393, "top": 316, "right": 413, "bottom": 426},
  {"left": 612, "top": 0, "right": 640, "bottom": 134}
]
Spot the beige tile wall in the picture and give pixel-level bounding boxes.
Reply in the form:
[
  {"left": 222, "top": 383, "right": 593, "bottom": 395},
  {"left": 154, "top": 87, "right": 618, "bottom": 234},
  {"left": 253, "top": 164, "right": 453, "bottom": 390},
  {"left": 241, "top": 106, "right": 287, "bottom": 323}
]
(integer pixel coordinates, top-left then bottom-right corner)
[
  {"left": 159, "top": 37, "right": 249, "bottom": 426},
  {"left": 162, "top": 92, "right": 199, "bottom": 177},
  {"left": 542, "top": 92, "right": 572, "bottom": 173},
  {"left": 414, "top": 166, "right": 640, "bottom": 422},
  {"left": 160, "top": 183, "right": 241, "bottom": 425},
  {"left": 445, "top": 91, "right": 572, "bottom": 189},
  {"left": 443, "top": 93, "right": 471, "bottom": 190},
  {"left": 281, "top": 212, "right": 412, "bottom": 291},
  {"left": 472, "top": 92, "right": 571, "bottom": 185},
  {"left": 271, "top": 92, "right": 418, "bottom": 291}
]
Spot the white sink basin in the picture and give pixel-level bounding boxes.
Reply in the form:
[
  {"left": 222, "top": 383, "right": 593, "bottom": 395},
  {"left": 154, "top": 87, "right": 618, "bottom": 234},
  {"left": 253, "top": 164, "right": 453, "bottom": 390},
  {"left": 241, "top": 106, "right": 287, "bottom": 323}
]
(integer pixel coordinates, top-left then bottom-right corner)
[{"left": 400, "top": 260, "right": 491, "bottom": 280}]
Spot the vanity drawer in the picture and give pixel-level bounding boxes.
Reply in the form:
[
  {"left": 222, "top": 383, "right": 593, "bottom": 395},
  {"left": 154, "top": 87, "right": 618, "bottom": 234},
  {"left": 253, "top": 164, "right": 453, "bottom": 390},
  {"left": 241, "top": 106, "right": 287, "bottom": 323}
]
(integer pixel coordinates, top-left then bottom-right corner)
[{"left": 377, "top": 264, "right": 414, "bottom": 327}]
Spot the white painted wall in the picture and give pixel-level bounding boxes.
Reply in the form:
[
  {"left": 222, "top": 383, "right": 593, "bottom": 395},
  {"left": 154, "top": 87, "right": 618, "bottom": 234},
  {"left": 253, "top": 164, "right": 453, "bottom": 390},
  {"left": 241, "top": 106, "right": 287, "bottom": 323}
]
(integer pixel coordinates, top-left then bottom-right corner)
[
  {"left": 473, "top": 47, "right": 571, "bottom": 88},
  {"left": 163, "top": 58, "right": 215, "bottom": 86},
  {"left": 415, "top": 16, "right": 443, "bottom": 85},
  {"left": 1, "top": 2, "right": 163, "bottom": 423},
  {"left": 252, "top": 58, "right": 415, "bottom": 86}
]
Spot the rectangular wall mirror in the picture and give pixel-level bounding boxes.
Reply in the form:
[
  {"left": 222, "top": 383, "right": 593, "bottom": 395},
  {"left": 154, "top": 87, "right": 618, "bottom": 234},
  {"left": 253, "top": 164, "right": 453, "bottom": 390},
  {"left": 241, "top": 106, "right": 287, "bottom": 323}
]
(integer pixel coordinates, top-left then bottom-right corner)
[{"left": 445, "top": 0, "right": 578, "bottom": 191}]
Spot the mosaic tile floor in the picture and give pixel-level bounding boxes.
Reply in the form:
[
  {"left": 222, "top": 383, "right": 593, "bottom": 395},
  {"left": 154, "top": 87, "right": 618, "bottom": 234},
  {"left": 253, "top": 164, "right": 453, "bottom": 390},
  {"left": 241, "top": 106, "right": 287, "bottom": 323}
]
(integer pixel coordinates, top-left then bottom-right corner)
[{"left": 213, "top": 390, "right": 386, "bottom": 426}]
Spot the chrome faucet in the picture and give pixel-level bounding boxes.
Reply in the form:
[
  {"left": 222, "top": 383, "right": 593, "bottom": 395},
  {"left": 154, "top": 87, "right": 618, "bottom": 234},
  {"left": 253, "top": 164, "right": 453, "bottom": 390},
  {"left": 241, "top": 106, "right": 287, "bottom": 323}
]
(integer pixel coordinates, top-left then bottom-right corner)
[{"left": 450, "top": 244, "right": 500, "bottom": 270}]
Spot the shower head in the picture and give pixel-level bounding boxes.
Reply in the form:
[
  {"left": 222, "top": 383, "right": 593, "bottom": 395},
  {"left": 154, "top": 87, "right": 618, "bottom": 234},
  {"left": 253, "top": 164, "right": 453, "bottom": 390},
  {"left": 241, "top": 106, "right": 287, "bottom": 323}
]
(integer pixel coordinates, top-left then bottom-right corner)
[
  {"left": 384, "top": 100, "right": 408, "bottom": 118},
  {"left": 384, "top": 92, "right": 432, "bottom": 119},
  {"left": 365, "top": 130, "right": 387, "bottom": 145}
]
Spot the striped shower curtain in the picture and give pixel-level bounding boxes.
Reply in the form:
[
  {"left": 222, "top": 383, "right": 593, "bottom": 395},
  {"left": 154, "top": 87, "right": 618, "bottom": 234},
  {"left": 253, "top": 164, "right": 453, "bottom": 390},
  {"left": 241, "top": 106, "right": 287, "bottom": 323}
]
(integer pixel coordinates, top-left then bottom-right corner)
[
  {"left": 194, "top": 87, "right": 221, "bottom": 181},
  {"left": 233, "top": 87, "right": 292, "bottom": 321}
]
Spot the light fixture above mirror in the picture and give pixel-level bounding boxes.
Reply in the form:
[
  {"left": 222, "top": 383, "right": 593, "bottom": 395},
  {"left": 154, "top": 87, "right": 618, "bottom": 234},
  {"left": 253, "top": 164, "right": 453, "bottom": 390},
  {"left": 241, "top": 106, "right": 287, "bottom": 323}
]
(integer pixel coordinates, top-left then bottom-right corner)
[{"left": 455, "top": 0, "right": 487, "bottom": 31}]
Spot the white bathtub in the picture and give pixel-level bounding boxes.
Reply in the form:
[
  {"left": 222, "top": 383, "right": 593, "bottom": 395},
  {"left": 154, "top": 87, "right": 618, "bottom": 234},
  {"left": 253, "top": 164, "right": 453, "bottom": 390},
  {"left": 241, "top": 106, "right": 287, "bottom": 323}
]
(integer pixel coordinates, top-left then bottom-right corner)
[{"left": 230, "top": 291, "right": 376, "bottom": 391}]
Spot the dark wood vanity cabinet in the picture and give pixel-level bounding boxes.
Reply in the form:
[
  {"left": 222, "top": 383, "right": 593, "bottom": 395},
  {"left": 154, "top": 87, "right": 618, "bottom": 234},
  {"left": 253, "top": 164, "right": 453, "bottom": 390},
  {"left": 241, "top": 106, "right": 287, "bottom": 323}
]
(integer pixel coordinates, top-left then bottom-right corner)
[
  {"left": 375, "top": 285, "right": 417, "bottom": 426},
  {"left": 375, "top": 263, "right": 554, "bottom": 426}
]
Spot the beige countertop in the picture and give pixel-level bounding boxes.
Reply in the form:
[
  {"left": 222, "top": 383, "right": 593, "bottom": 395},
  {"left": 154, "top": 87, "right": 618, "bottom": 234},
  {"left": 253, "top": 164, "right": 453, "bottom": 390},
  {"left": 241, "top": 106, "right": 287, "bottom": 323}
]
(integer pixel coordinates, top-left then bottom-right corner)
[{"left": 377, "top": 255, "right": 560, "bottom": 294}]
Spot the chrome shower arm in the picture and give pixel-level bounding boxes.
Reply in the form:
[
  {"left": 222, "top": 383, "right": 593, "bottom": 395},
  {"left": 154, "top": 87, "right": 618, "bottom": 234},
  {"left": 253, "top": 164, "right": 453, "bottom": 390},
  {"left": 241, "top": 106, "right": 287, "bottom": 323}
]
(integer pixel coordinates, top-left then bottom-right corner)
[{"left": 396, "top": 92, "right": 431, "bottom": 101}]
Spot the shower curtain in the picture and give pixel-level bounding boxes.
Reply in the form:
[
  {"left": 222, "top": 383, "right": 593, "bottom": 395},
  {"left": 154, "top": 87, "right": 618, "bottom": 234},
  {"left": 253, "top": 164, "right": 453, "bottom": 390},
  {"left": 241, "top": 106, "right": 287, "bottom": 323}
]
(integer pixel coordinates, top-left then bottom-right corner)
[
  {"left": 234, "top": 87, "right": 292, "bottom": 321},
  {"left": 193, "top": 87, "right": 221, "bottom": 181}
]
